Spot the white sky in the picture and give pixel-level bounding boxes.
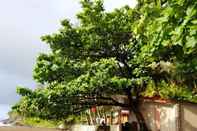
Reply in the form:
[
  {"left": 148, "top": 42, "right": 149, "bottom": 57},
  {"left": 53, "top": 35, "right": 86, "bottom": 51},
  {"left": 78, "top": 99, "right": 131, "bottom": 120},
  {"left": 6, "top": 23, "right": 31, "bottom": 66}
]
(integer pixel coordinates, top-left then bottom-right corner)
[{"left": 0, "top": 0, "right": 137, "bottom": 104}]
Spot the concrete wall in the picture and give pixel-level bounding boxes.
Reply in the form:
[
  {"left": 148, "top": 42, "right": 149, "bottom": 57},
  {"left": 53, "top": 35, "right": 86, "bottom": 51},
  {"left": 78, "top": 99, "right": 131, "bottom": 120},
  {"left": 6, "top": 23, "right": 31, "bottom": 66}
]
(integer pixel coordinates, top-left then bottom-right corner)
[
  {"left": 181, "top": 103, "right": 197, "bottom": 131},
  {"left": 140, "top": 101, "right": 197, "bottom": 131},
  {"left": 110, "top": 125, "right": 121, "bottom": 131},
  {"left": 140, "top": 102, "right": 177, "bottom": 131},
  {"left": 70, "top": 101, "right": 197, "bottom": 131},
  {"left": 113, "top": 95, "right": 178, "bottom": 131},
  {"left": 159, "top": 104, "right": 177, "bottom": 131},
  {"left": 140, "top": 102, "right": 157, "bottom": 131},
  {"left": 71, "top": 125, "right": 97, "bottom": 131},
  {"left": 71, "top": 125, "right": 120, "bottom": 131}
]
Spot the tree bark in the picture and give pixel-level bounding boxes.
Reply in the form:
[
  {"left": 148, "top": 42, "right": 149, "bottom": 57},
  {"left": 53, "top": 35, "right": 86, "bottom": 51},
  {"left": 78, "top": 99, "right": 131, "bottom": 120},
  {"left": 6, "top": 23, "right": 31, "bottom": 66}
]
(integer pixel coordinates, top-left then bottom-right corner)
[
  {"left": 127, "top": 92, "right": 148, "bottom": 131},
  {"left": 131, "top": 104, "right": 148, "bottom": 131}
]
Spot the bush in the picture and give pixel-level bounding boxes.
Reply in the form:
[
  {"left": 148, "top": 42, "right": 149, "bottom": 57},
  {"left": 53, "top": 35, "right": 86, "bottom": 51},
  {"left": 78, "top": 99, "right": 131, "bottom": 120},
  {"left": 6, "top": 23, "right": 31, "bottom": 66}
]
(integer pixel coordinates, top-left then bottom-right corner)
[{"left": 142, "top": 80, "right": 197, "bottom": 103}]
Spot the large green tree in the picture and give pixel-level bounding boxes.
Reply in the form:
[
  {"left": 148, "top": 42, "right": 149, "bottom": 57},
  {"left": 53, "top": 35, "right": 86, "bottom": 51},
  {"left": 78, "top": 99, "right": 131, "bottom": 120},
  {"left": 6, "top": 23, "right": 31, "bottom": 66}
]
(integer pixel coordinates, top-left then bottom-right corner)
[{"left": 13, "top": 0, "right": 197, "bottom": 131}]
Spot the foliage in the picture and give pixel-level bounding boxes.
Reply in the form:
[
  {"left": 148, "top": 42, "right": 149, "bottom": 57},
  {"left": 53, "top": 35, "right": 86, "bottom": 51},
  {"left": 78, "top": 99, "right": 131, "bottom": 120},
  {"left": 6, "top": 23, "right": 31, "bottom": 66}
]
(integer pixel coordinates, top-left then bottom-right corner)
[
  {"left": 21, "top": 117, "right": 61, "bottom": 128},
  {"left": 135, "top": 0, "right": 197, "bottom": 86},
  {"left": 8, "top": 110, "right": 62, "bottom": 128},
  {"left": 143, "top": 80, "right": 197, "bottom": 103}
]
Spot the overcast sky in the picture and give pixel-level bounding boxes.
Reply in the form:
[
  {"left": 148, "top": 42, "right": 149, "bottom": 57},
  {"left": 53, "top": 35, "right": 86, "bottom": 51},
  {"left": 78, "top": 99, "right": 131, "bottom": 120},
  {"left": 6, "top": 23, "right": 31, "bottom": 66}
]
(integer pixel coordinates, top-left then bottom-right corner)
[{"left": 0, "top": 0, "right": 137, "bottom": 104}]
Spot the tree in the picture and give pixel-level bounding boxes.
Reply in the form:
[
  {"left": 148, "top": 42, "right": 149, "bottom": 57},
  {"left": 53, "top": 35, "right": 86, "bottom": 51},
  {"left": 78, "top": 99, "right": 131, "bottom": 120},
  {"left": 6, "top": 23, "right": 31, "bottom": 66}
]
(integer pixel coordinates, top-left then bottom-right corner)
[{"left": 13, "top": 0, "right": 197, "bottom": 131}]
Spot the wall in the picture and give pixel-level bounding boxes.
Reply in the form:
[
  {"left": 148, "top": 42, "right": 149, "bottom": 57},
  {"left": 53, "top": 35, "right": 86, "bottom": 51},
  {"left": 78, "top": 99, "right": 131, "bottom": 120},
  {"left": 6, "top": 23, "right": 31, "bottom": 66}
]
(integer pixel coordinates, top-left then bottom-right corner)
[
  {"left": 70, "top": 101, "right": 197, "bottom": 131},
  {"left": 140, "top": 102, "right": 177, "bottom": 131},
  {"left": 181, "top": 103, "right": 197, "bottom": 131},
  {"left": 140, "top": 101, "right": 197, "bottom": 131},
  {"left": 159, "top": 104, "right": 177, "bottom": 131},
  {"left": 71, "top": 125, "right": 97, "bottom": 131},
  {"left": 71, "top": 125, "right": 120, "bottom": 131},
  {"left": 112, "top": 95, "right": 178, "bottom": 131}
]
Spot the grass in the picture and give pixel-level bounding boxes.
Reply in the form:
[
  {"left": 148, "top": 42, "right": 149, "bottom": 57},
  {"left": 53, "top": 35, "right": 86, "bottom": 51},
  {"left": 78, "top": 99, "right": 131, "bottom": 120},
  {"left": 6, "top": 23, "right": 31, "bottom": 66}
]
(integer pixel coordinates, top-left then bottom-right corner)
[{"left": 20, "top": 117, "right": 62, "bottom": 128}]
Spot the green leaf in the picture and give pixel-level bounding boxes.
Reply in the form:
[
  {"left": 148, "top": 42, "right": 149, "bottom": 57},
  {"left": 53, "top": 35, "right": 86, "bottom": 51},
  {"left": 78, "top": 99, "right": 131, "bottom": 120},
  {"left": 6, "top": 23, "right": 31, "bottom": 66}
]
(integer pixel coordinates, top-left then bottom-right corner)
[{"left": 186, "top": 36, "right": 196, "bottom": 48}]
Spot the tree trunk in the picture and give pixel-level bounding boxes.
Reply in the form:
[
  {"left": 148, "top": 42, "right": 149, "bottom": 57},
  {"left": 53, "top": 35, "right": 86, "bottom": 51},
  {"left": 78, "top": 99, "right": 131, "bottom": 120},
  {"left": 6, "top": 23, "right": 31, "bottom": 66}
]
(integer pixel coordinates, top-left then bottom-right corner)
[
  {"left": 131, "top": 104, "right": 148, "bottom": 131},
  {"left": 127, "top": 93, "right": 148, "bottom": 131},
  {"left": 88, "top": 109, "right": 94, "bottom": 125}
]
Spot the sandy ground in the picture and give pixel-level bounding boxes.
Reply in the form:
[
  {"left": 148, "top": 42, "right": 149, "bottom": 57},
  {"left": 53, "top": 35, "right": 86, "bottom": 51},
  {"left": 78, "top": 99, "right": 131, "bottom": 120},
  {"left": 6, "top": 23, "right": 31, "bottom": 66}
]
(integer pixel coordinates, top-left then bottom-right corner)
[{"left": 0, "top": 126, "right": 64, "bottom": 131}]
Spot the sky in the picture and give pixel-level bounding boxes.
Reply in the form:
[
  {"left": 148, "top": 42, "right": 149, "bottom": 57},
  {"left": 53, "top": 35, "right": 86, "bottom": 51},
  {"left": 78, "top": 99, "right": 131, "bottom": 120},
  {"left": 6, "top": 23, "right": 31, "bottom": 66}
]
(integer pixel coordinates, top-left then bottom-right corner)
[{"left": 0, "top": 0, "right": 137, "bottom": 104}]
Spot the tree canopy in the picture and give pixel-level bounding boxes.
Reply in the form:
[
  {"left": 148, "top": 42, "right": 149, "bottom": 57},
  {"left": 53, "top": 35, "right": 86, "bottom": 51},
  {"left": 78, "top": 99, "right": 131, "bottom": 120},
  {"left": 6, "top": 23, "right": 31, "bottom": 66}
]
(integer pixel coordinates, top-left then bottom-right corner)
[{"left": 13, "top": 0, "right": 197, "bottom": 130}]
